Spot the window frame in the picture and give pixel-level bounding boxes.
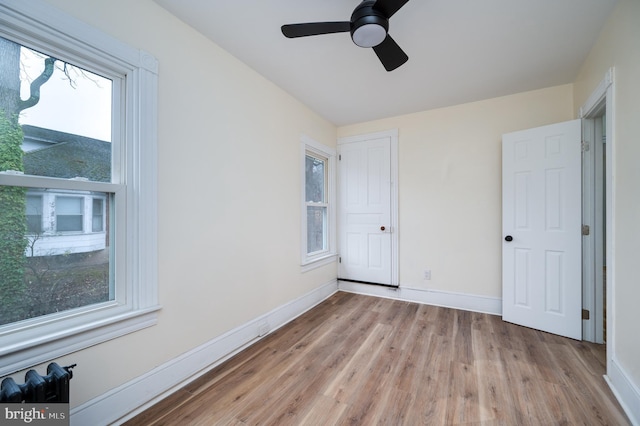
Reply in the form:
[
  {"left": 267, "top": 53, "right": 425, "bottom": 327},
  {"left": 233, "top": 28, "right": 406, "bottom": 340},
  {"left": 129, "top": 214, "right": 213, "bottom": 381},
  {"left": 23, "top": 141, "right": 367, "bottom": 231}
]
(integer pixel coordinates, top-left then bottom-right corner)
[
  {"left": 0, "top": 0, "right": 159, "bottom": 376},
  {"left": 300, "top": 135, "right": 337, "bottom": 270}
]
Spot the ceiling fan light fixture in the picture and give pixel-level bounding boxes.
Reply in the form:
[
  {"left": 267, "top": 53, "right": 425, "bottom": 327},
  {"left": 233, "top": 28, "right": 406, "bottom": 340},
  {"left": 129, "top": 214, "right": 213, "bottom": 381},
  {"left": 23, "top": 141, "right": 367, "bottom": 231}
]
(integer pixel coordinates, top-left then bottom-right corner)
[
  {"left": 281, "top": 0, "right": 410, "bottom": 71},
  {"left": 352, "top": 23, "right": 387, "bottom": 48}
]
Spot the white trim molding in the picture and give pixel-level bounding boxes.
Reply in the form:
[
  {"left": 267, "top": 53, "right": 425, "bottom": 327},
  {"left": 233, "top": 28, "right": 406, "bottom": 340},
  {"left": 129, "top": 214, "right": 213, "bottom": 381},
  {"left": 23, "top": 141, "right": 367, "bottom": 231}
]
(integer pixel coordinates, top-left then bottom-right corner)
[
  {"left": 338, "top": 281, "right": 502, "bottom": 315},
  {"left": 606, "top": 357, "right": 640, "bottom": 425},
  {"left": 72, "top": 280, "right": 338, "bottom": 426},
  {"left": 579, "top": 67, "right": 614, "bottom": 119}
]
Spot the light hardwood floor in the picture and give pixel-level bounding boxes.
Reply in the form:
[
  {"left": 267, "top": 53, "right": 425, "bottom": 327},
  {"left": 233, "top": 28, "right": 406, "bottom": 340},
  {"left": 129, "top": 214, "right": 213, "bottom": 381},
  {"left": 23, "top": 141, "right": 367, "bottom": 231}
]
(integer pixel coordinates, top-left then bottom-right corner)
[{"left": 125, "top": 292, "right": 629, "bottom": 425}]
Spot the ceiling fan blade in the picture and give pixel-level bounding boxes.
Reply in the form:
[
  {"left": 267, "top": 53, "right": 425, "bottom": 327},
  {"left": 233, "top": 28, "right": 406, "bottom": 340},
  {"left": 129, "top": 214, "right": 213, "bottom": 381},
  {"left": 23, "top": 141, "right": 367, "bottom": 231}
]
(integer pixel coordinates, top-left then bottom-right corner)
[
  {"left": 372, "top": 35, "right": 408, "bottom": 71},
  {"left": 373, "top": 0, "right": 410, "bottom": 18},
  {"left": 281, "top": 22, "right": 351, "bottom": 38}
]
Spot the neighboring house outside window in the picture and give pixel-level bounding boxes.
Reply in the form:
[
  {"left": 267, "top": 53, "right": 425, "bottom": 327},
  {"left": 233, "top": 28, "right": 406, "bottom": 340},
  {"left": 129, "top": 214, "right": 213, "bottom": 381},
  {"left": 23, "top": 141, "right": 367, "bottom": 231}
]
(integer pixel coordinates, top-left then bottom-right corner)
[
  {"left": 21, "top": 126, "right": 110, "bottom": 257},
  {"left": 300, "top": 135, "right": 337, "bottom": 270},
  {"left": 0, "top": 1, "right": 159, "bottom": 376}
]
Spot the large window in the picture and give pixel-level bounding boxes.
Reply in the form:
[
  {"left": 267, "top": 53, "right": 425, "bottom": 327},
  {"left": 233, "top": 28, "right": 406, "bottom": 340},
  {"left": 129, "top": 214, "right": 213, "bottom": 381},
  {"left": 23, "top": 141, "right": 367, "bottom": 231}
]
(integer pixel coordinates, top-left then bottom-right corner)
[
  {"left": 301, "top": 136, "right": 336, "bottom": 268},
  {"left": 0, "top": 1, "right": 159, "bottom": 376}
]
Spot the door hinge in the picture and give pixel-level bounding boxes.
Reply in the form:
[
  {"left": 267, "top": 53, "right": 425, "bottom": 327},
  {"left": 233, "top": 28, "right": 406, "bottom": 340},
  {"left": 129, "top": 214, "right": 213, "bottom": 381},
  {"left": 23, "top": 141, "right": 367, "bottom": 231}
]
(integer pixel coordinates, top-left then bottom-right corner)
[
  {"left": 581, "top": 141, "right": 590, "bottom": 152},
  {"left": 339, "top": 257, "right": 342, "bottom": 263},
  {"left": 582, "top": 225, "right": 590, "bottom": 236},
  {"left": 338, "top": 154, "right": 342, "bottom": 161},
  {"left": 582, "top": 309, "right": 590, "bottom": 320}
]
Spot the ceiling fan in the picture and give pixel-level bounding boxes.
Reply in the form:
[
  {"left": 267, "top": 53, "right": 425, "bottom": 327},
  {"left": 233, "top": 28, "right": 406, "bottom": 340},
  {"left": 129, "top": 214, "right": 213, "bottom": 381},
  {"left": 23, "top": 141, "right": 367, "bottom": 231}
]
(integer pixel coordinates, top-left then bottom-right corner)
[{"left": 281, "top": 0, "right": 411, "bottom": 72}]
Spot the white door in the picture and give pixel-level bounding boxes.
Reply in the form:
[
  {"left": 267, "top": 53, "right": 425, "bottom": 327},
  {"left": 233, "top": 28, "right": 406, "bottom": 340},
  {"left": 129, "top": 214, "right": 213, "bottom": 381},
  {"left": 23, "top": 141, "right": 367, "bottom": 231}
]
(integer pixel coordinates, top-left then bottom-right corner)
[
  {"left": 338, "top": 133, "right": 394, "bottom": 286},
  {"left": 502, "top": 119, "right": 582, "bottom": 339}
]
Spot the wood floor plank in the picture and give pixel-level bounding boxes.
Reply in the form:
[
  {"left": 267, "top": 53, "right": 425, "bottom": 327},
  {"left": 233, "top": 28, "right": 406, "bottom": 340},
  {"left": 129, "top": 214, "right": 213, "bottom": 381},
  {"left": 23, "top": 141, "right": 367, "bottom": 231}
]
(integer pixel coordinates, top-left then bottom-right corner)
[
  {"left": 446, "top": 361, "right": 481, "bottom": 425},
  {"left": 124, "top": 292, "right": 630, "bottom": 426},
  {"left": 323, "top": 322, "right": 392, "bottom": 401},
  {"left": 297, "top": 395, "right": 349, "bottom": 426}
]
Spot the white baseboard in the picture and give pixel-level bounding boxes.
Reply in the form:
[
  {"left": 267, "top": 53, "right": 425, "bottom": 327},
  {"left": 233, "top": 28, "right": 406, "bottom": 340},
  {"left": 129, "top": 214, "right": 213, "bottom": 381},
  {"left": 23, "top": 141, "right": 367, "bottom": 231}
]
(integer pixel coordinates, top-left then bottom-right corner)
[
  {"left": 606, "top": 356, "right": 640, "bottom": 425},
  {"left": 338, "top": 281, "right": 502, "bottom": 315},
  {"left": 71, "top": 279, "right": 338, "bottom": 426}
]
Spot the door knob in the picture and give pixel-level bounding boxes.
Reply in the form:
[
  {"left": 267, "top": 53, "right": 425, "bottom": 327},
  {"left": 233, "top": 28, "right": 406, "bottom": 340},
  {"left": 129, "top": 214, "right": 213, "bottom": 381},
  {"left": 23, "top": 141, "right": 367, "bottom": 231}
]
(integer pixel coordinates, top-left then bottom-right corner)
[
  {"left": 505, "top": 235, "right": 513, "bottom": 242},
  {"left": 380, "top": 226, "right": 386, "bottom": 231}
]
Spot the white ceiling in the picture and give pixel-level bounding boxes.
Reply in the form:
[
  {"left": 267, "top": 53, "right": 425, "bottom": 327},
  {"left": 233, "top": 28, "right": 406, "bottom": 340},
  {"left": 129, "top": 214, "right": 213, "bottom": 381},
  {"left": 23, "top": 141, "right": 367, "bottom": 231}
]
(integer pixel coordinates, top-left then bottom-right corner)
[{"left": 154, "top": 0, "right": 617, "bottom": 126}]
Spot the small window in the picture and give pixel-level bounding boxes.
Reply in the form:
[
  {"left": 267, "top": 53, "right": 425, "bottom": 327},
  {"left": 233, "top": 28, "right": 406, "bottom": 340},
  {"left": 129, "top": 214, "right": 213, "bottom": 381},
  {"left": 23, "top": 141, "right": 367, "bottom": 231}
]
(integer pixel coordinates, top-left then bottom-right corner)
[
  {"left": 92, "top": 198, "right": 104, "bottom": 232},
  {"left": 306, "top": 154, "right": 328, "bottom": 254},
  {"left": 26, "top": 195, "right": 43, "bottom": 234},
  {"left": 55, "top": 196, "right": 84, "bottom": 232},
  {"left": 301, "top": 136, "right": 336, "bottom": 268}
]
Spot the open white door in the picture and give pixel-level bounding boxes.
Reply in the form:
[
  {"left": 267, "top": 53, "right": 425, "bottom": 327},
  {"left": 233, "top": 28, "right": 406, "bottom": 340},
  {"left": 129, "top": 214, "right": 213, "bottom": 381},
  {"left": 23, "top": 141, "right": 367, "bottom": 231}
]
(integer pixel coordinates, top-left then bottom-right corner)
[
  {"left": 502, "top": 120, "right": 582, "bottom": 339},
  {"left": 338, "top": 131, "right": 397, "bottom": 286}
]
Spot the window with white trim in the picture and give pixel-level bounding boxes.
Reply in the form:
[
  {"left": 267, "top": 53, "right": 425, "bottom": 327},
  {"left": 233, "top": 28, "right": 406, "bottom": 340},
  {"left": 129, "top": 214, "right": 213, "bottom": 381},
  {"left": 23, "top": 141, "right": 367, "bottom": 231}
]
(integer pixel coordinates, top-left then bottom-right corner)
[
  {"left": 0, "top": 1, "right": 159, "bottom": 376},
  {"left": 301, "top": 136, "right": 336, "bottom": 268}
]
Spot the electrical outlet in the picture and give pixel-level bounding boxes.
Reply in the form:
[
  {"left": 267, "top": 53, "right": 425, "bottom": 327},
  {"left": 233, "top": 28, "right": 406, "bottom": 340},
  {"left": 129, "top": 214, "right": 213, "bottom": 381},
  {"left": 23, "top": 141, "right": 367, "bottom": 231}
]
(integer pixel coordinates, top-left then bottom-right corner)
[{"left": 424, "top": 269, "right": 431, "bottom": 280}]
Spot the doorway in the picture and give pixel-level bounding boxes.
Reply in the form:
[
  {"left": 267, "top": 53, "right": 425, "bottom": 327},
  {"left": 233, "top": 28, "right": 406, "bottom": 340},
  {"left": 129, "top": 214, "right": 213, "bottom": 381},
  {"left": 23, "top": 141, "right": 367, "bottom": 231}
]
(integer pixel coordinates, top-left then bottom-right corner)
[
  {"left": 580, "top": 68, "right": 614, "bottom": 346},
  {"left": 501, "top": 69, "right": 614, "bottom": 344}
]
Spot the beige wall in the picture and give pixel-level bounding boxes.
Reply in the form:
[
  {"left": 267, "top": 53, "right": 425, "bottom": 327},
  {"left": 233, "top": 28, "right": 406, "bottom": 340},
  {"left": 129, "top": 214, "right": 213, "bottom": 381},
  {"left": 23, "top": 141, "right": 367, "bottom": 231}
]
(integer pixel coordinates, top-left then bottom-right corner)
[
  {"left": 573, "top": 0, "right": 640, "bottom": 391},
  {"left": 33, "top": 0, "right": 337, "bottom": 407},
  {"left": 338, "top": 85, "right": 574, "bottom": 298}
]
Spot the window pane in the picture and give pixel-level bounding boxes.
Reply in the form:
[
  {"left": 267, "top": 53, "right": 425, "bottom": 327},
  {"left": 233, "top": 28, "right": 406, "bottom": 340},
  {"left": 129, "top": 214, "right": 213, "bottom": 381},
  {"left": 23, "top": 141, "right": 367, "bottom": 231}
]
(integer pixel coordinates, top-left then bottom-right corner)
[
  {"left": 56, "top": 196, "right": 82, "bottom": 214},
  {"left": 305, "top": 154, "right": 325, "bottom": 203},
  {"left": 56, "top": 215, "right": 82, "bottom": 232},
  {"left": 0, "top": 37, "right": 113, "bottom": 182},
  {"left": 26, "top": 195, "right": 43, "bottom": 234},
  {"left": 92, "top": 198, "right": 104, "bottom": 232},
  {"left": 0, "top": 186, "right": 113, "bottom": 326},
  {"left": 307, "top": 205, "right": 327, "bottom": 254},
  {"left": 56, "top": 196, "right": 83, "bottom": 232}
]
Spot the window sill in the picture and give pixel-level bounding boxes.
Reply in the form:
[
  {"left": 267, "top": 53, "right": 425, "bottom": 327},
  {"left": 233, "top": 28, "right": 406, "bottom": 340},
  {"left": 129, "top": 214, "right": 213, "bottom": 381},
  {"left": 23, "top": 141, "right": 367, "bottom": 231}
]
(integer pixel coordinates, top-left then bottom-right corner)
[
  {"left": 0, "top": 305, "right": 161, "bottom": 376},
  {"left": 301, "top": 253, "right": 338, "bottom": 273}
]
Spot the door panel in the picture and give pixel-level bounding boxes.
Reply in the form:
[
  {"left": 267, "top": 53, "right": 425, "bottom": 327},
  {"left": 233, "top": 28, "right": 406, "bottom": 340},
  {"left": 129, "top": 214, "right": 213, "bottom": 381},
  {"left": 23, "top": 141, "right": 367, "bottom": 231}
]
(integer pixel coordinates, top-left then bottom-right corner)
[
  {"left": 339, "top": 136, "right": 392, "bottom": 285},
  {"left": 502, "top": 119, "right": 582, "bottom": 339}
]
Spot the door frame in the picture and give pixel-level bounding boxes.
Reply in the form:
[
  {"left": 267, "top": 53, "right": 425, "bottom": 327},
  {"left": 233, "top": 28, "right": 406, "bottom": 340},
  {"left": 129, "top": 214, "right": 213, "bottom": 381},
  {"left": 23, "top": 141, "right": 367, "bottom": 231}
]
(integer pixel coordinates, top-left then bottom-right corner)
[
  {"left": 579, "top": 68, "right": 614, "bottom": 359},
  {"left": 337, "top": 129, "right": 399, "bottom": 286},
  {"left": 581, "top": 113, "right": 605, "bottom": 344}
]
